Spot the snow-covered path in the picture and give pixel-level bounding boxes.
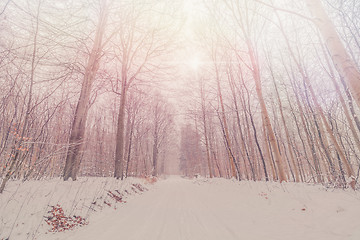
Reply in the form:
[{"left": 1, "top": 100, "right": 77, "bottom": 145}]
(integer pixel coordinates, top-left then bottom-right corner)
[{"left": 49, "top": 176, "right": 360, "bottom": 240}]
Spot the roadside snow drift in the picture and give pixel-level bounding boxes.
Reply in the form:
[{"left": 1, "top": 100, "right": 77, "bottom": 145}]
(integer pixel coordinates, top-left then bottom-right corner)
[{"left": 0, "top": 177, "right": 152, "bottom": 240}]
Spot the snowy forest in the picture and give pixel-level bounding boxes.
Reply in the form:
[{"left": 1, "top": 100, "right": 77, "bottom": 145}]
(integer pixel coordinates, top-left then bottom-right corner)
[{"left": 1, "top": 0, "right": 360, "bottom": 239}]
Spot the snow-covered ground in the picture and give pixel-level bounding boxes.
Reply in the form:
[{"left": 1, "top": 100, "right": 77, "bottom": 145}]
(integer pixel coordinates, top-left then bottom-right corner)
[
  {"left": 1, "top": 176, "right": 360, "bottom": 240},
  {"left": 0, "top": 177, "right": 153, "bottom": 240}
]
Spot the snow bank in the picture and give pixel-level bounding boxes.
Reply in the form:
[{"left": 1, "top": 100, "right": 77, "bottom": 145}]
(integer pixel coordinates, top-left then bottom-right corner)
[
  {"left": 0, "top": 177, "right": 154, "bottom": 240},
  {"left": 192, "top": 177, "right": 360, "bottom": 240}
]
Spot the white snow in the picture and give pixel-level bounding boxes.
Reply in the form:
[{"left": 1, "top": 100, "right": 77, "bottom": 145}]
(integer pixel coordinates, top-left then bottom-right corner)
[
  {"left": 1, "top": 176, "right": 360, "bottom": 240},
  {"left": 0, "top": 177, "right": 152, "bottom": 240}
]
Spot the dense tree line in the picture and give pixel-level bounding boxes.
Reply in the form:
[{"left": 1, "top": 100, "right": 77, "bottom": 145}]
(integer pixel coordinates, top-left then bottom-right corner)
[
  {"left": 0, "top": 0, "right": 177, "bottom": 192},
  {"left": 0, "top": 0, "right": 360, "bottom": 192},
  {"left": 179, "top": 0, "right": 360, "bottom": 189}
]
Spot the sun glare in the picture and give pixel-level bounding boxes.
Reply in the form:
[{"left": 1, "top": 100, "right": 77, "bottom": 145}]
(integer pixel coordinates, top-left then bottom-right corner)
[
  {"left": 183, "top": 0, "right": 207, "bottom": 22},
  {"left": 184, "top": 0, "right": 195, "bottom": 17},
  {"left": 189, "top": 57, "right": 201, "bottom": 70}
]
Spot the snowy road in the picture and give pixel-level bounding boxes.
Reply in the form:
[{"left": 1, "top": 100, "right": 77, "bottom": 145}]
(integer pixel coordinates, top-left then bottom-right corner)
[{"left": 49, "top": 176, "right": 360, "bottom": 240}]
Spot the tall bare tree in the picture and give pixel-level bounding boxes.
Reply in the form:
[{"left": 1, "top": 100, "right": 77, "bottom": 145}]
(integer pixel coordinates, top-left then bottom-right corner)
[
  {"left": 63, "top": 1, "right": 108, "bottom": 180},
  {"left": 305, "top": 0, "right": 360, "bottom": 111}
]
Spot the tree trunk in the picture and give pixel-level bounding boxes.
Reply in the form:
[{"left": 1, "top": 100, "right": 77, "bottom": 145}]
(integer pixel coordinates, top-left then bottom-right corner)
[
  {"left": 215, "top": 64, "right": 237, "bottom": 178},
  {"left": 319, "top": 42, "right": 360, "bottom": 153},
  {"left": 63, "top": 2, "right": 107, "bottom": 181},
  {"left": 152, "top": 136, "right": 158, "bottom": 176},
  {"left": 200, "top": 81, "right": 213, "bottom": 178},
  {"left": 304, "top": 69, "right": 355, "bottom": 186},
  {"left": 246, "top": 40, "right": 287, "bottom": 182},
  {"left": 305, "top": 0, "right": 360, "bottom": 110},
  {"left": 114, "top": 83, "right": 127, "bottom": 179},
  {"left": 125, "top": 117, "right": 135, "bottom": 178},
  {"left": 270, "top": 67, "right": 300, "bottom": 182}
]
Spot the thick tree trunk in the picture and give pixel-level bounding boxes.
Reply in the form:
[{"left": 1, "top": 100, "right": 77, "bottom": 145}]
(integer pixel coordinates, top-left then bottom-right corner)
[
  {"left": 246, "top": 41, "right": 287, "bottom": 182},
  {"left": 262, "top": 121, "right": 277, "bottom": 181},
  {"left": 234, "top": 90, "right": 251, "bottom": 180},
  {"left": 305, "top": 0, "right": 360, "bottom": 110},
  {"left": 114, "top": 84, "right": 127, "bottom": 179},
  {"left": 256, "top": 87, "right": 286, "bottom": 182},
  {"left": 63, "top": 2, "right": 107, "bottom": 181}
]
